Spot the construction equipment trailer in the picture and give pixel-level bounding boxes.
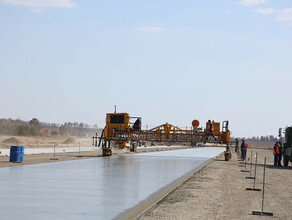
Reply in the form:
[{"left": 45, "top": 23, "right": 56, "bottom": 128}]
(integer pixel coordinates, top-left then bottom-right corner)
[
  {"left": 283, "top": 126, "right": 292, "bottom": 167},
  {"left": 93, "top": 112, "right": 231, "bottom": 158}
]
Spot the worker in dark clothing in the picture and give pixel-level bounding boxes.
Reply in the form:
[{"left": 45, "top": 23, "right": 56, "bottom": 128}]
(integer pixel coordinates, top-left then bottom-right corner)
[
  {"left": 278, "top": 142, "right": 284, "bottom": 166},
  {"left": 235, "top": 138, "right": 239, "bottom": 152},
  {"left": 273, "top": 142, "right": 280, "bottom": 166},
  {"left": 133, "top": 118, "right": 141, "bottom": 131},
  {"left": 206, "top": 120, "right": 215, "bottom": 141},
  {"left": 240, "top": 139, "right": 247, "bottom": 161}
]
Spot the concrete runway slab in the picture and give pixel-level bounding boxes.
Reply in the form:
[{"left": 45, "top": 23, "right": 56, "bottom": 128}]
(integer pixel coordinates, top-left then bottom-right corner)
[
  {"left": 0, "top": 145, "right": 186, "bottom": 157},
  {"left": 0, "top": 147, "right": 224, "bottom": 220}
]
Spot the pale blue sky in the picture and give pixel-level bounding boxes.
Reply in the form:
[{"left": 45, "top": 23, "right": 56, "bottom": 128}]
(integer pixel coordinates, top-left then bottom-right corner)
[{"left": 1, "top": 0, "right": 292, "bottom": 137}]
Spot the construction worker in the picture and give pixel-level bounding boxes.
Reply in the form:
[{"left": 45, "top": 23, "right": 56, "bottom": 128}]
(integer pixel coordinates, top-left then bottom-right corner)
[
  {"left": 273, "top": 142, "right": 280, "bottom": 166},
  {"left": 278, "top": 141, "right": 284, "bottom": 166},
  {"left": 235, "top": 138, "right": 239, "bottom": 152},
  {"left": 240, "top": 139, "right": 247, "bottom": 161},
  {"left": 133, "top": 118, "right": 141, "bottom": 131},
  {"left": 206, "top": 120, "right": 215, "bottom": 141}
]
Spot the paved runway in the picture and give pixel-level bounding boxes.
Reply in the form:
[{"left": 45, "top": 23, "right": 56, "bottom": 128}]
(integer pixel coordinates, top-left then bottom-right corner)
[
  {"left": 0, "top": 147, "right": 224, "bottom": 220},
  {"left": 0, "top": 145, "right": 186, "bottom": 156}
]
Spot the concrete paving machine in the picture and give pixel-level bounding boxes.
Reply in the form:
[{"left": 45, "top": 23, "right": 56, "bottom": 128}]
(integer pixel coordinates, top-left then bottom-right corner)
[
  {"left": 93, "top": 112, "right": 231, "bottom": 157},
  {"left": 280, "top": 126, "right": 292, "bottom": 166}
]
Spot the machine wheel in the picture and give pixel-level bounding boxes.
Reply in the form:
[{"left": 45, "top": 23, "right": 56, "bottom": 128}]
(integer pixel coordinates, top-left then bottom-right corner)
[
  {"left": 102, "top": 148, "right": 112, "bottom": 156},
  {"left": 130, "top": 143, "right": 137, "bottom": 152},
  {"left": 102, "top": 149, "right": 106, "bottom": 156},
  {"left": 224, "top": 152, "right": 230, "bottom": 161},
  {"left": 284, "top": 156, "right": 289, "bottom": 167}
]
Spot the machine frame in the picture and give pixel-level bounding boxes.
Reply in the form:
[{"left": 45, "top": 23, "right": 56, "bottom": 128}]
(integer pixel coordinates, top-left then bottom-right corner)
[{"left": 93, "top": 112, "right": 231, "bottom": 156}]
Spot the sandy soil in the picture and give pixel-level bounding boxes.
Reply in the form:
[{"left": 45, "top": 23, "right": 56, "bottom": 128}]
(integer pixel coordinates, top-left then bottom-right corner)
[
  {"left": 140, "top": 148, "right": 292, "bottom": 220},
  {"left": 0, "top": 135, "right": 92, "bottom": 149},
  {"left": 0, "top": 151, "right": 100, "bottom": 167}
]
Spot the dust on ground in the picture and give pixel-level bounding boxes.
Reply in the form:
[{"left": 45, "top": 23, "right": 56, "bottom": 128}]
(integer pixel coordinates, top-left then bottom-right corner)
[
  {"left": 62, "top": 137, "right": 76, "bottom": 144},
  {"left": 0, "top": 135, "right": 92, "bottom": 149},
  {"left": 2, "top": 137, "right": 19, "bottom": 145},
  {"left": 140, "top": 147, "right": 292, "bottom": 220}
]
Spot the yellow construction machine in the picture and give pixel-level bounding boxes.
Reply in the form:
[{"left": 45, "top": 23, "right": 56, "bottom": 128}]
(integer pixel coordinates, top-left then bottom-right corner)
[{"left": 93, "top": 112, "right": 231, "bottom": 157}]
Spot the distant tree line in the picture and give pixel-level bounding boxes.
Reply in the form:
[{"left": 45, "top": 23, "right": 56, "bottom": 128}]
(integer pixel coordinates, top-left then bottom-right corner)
[
  {"left": 232, "top": 135, "right": 281, "bottom": 142},
  {"left": 247, "top": 135, "right": 279, "bottom": 142},
  {"left": 0, "top": 118, "right": 99, "bottom": 137},
  {"left": 0, "top": 118, "right": 41, "bottom": 136}
]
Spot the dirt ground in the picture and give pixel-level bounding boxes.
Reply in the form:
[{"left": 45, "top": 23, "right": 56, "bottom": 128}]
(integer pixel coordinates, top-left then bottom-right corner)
[
  {"left": 246, "top": 141, "right": 274, "bottom": 150},
  {"left": 140, "top": 147, "right": 292, "bottom": 220}
]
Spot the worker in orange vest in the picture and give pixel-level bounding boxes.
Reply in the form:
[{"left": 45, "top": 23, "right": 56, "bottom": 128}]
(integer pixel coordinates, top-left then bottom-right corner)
[
  {"left": 273, "top": 142, "right": 280, "bottom": 166},
  {"left": 206, "top": 120, "right": 215, "bottom": 141}
]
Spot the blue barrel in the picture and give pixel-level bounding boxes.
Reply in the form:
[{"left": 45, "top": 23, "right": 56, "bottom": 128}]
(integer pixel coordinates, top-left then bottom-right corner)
[{"left": 10, "top": 146, "right": 24, "bottom": 163}]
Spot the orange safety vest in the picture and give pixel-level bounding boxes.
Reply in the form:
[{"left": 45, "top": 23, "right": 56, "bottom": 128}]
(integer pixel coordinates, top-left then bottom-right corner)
[
  {"left": 273, "top": 145, "right": 280, "bottom": 154},
  {"left": 208, "top": 122, "right": 214, "bottom": 131}
]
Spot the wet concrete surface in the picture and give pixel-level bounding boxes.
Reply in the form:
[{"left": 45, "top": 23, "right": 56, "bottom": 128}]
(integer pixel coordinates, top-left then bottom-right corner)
[
  {"left": 0, "top": 145, "right": 186, "bottom": 156},
  {"left": 0, "top": 147, "right": 224, "bottom": 220}
]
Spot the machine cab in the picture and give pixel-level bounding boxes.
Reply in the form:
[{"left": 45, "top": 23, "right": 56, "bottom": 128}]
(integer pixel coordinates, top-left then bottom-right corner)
[
  {"left": 106, "top": 113, "right": 130, "bottom": 131},
  {"left": 106, "top": 113, "right": 142, "bottom": 132}
]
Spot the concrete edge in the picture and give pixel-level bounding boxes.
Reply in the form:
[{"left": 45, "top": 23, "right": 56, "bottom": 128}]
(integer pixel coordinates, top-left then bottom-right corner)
[{"left": 118, "top": 154, "right": 221, "bottom": 220}]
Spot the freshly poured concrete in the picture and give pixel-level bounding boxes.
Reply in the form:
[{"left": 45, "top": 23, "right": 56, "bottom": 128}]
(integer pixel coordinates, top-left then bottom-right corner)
[
  {"left": 0, "top": 147, "right": 224, "bottom": 220},
  {"left": 0, "top": 145, "right": 185, "bottom": 156}
]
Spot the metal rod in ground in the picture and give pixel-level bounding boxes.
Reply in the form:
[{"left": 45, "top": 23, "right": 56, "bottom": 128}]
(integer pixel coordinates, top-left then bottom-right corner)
[
  {"left": 252, "top": 157, "right": 273, "bottom": 216},
  {"left": 246, "top": 151, "right": 254, "bottom": 178},
  {"left": 262, "top": 157, "right": 266, "bottom": 213},
  {"left": 250, "top": 151, "right": 252, "bottom": 176},
  {"left": 241, "top": 155, "right": 250, "bottom": 172},
  {"left": 253, "top": 153, "right": 258, "bottom": 187},
  {"left": 77, "top": 142, "right": 83, "bottom": 157},
  {"left": 50, "top": 144, "right": 58, "bottom": 160},
  {"left": 246, "top": 152, "right": 260, "bottom": 191}
]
